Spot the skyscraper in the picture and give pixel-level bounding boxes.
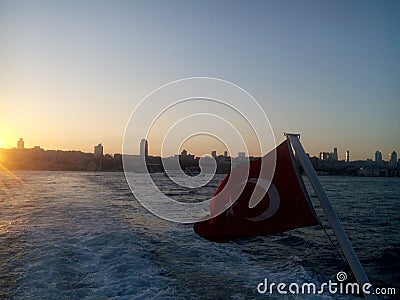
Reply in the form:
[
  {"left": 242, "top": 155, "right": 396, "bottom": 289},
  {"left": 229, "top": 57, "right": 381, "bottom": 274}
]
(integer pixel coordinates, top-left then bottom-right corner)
[
  {"left": 17, "top": 138, "right": 24, "bottom": 149},
  {"left": 389, "top": 151, "right": 398, "bottom": 167},
  {"left": 375, "top": 151, "right": 382, "bottom": 164},
  {"left": 140, "top": 139, "right": 148, "bottom": 157},
  {"left": 94, "top": 143, "right": 103, "bottom": 158},
  {"left": 332, "top": 147, "right": 338, "bottom": 161},
  {"left": 345, "top": 150, "right": 350, "bottom": 162}
]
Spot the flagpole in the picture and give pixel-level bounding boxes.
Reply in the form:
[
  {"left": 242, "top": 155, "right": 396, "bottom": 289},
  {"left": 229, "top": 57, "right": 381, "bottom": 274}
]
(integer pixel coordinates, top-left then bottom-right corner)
[{"left": 286, "top": 133, "right": 376, "bottom": 300}]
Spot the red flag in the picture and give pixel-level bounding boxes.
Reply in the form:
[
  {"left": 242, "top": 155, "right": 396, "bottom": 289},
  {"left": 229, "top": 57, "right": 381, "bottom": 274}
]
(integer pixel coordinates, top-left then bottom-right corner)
[{"left": 194, "top": 140, "right": 319, "bottom": 242}]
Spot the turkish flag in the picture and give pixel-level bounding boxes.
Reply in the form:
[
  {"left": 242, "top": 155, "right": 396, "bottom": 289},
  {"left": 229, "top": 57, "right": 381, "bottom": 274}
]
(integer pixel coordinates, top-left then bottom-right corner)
[{"left": 194, "top": 140, "right": 319, "bottom": 242}]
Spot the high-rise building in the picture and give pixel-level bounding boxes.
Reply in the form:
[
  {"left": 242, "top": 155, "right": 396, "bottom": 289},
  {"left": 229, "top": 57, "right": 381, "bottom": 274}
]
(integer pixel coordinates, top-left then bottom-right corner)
[
  {"left": 140, "top": 139, "right": 148, "bottom": 157},
  {"left": 211, "top": 151, "right": 217, "bottom": 158},
  {"left": 345, "top": 150, "right": 350, "bottom": 162},
  {"left": 389, "top": 151, "right": 398, "bottom": 167},
  {"left": 223, "top": 150, "right": 228, "bottom": 157},
  {"left": 332, "top": 147, "right": 338, "bottom": 161},
  {"left": 181, "top": 149, "right": 187, "bottom": 156},
  {"left": 375, "top": 151, "right": 382, "bottom": 164},
  {"left": 319, "top": 152, "right": 329, "bottom": 161},
  {"left": 17, "top": 138, "right": 24, "bottom": 149},
  {"left": 94, "top": 143, "right": 103, "bottom": 158}
]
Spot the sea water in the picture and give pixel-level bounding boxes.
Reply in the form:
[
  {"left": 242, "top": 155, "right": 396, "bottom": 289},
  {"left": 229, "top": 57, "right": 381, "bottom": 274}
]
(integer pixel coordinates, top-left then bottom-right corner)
[{"left": 0, "top": 171, "right": 399, "bottom": 299}]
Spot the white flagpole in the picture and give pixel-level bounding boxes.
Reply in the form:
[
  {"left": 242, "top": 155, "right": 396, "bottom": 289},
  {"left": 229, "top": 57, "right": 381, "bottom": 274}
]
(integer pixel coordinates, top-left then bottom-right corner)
[{"left": 286, "top": 133, "right": 377, "bottom": 300}]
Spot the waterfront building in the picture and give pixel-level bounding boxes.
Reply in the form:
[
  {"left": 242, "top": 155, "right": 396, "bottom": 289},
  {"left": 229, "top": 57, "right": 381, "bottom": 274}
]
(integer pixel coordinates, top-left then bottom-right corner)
[
  {"left": 375, "top": 151, "right": 382, "bottom": 164},
  {"left": 389, "top": 151, "right": 398, "bottom": 167},
  {"left": 94, "top": 143, "right": 103, "bottom": 158},
  {"left": 17, "top": 138, "right": 24, "bottom": 149}
]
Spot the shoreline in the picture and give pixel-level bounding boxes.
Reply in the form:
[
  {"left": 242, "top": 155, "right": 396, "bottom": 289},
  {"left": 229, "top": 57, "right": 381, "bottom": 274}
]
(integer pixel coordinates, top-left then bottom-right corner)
[{"left": 3, "top": 169, "right": 400, "bottom": 178}]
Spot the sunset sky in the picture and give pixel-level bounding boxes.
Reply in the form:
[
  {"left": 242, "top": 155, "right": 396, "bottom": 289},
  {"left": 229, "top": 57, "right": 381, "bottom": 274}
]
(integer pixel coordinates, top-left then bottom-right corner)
[{"left": 1, "top": 1, "right": 399, "bottom": 160}]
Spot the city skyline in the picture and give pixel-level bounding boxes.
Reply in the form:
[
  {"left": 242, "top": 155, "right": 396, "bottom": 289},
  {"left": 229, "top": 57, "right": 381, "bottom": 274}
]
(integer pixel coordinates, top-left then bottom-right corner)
[
  {"left": 1, "top": 136, "right": 398, "bottom": 176},
  {"left": 1, "top": 1, "right": 399, "bottom": 160},
  {"left": 2, "top": 137, "right": 399, "bottom": 162}
]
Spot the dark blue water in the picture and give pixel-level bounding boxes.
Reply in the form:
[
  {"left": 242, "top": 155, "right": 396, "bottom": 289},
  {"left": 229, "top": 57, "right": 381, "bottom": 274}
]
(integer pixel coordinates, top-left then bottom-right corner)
[{"left": 0, "top": 171, "right": 398, "bottom": 299}]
